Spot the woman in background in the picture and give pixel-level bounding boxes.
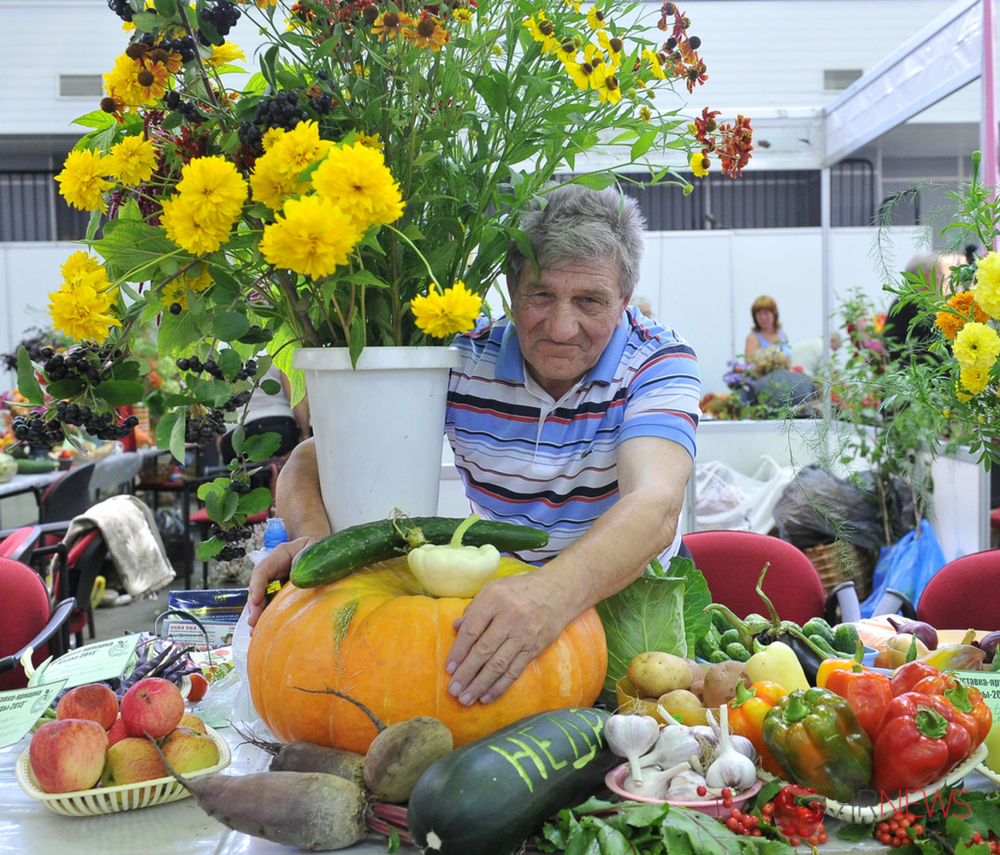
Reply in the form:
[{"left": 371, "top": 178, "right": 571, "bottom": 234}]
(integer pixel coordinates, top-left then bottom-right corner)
[{"left": 745, "top": 295, "right": 792, "bottom": 359}]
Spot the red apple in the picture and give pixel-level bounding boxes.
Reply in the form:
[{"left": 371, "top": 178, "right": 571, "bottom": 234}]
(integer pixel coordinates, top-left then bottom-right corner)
[
  {"left": 107, "top": 717, "right": 128, "bottom": 747},
  {"left": 178, "top": 712, "right": 207, "bottom": 734},
  {"left": 161, "top": 726, "right": 219, "bottom": 774},
  {"left": 120, "top": 677, "right": 184, "bottom": 739},
  {"left": 102, "top": 738, "right": 167, "bottom": 786},
  {"left": 29, "top": 719, "right": 108, "bottom": 794},
  {"left": 56, "top": 684, "right": 119, "bottom": 731}
]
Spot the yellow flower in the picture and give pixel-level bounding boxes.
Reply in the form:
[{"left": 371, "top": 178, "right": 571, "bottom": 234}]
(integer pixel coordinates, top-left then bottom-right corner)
[
  {"left": 371, "top": 11, "right": 415, "bottom": 41},
  {"left": 411, "top": 281, "right": 482, "bottom": 338},
  {"left": 562, "top": 0, "right": 581, "bottom": 11},
  {"left": 598, "top": 30, "right": 623, "bottom": 69},
  {"left": 586, "top": 7, "right": 606, "bottom": 31},
  {"left": 936, "top": 292, "right": 990, "bottom": 339},
  {"left": 60, "top": 251, "right": 105, "bottom": 286},
  {"left": 54, "top": 149, "right": 112, "bottom": 212},
  {"left": 565, "top": 45, "right": 604, "bottom": 90},
  {"left": 313, "top": 142, "right": 405, "bottom": 231},
  {"left": 406, "top": 13, "right": 449, "bottom": 50},
  {"left": 104, "top": 55, "right": 143, "bottom": 108},
  {"left": 953, "top": 322, "right": 1000, "bottom": 371},
  {"left": 974, "top": 251, "right": 1000, "bottom": 318},
  {"left": 592, "top": 64, "right": 621, "bottom": 104},
  {"left": 208, "top": 42, "right": 246, "bottom": 67},
  {"left": 48, "top": 274, "right": 121, "bottom": 342},
  {"left": 523, "top": 12, "right": 557, "bottom": 53},
  {"left": 356, "top": 131, "right": 384, "bottom": 150},
  {"left": 161, "top": 267, "right": 213, "bottom": 311},
  {"left": 960, "top": 366, "right": 991, "bottom": 395},
  {"left": 268, "top": 121, "right": 332, "bottom": 179},
  {"left": 260, "top": 195, "right": 363, "bottom": 279},
  {"left": 453, "top": 7, "right": 474, "bottom": 24},
  {"left": 174, "top": 155, "right": 248, "bottom": 220},
  {"left": 640, "top": 105, "right": 652, "bottom": 123},
  {"left": 262, "top": 127, "right": 286, "bottom": 152},
  {"left": 249, "top": 157, "right": 298, "bottom": 209},
  {"left": 106, "top": 134, "right": 158, "bottom": 186},
  {"left": 161, "top": 195, "right": 237, "bottom": 255},
  {"left": 690, "top": 151, "right": 710, "bottom": 177},
  {"left": 136, "top": 58, "right": 170, "bottom": 103},
  {"left": 643, "top": 48, "right": 666, "bottom": 80}
]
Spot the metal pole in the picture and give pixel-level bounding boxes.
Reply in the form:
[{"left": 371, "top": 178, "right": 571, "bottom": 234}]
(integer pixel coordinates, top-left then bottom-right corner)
[
  {"left": 821, "top": 167, "right": 832, "bottom": 365},
  {"left": 984, "top": 0, "right": 999, "bottom": 225}
]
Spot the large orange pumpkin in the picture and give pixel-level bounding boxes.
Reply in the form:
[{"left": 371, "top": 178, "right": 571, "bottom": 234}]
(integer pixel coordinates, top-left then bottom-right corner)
[{"left": 247, "top": 557, "right": 607, "bottom": 753}]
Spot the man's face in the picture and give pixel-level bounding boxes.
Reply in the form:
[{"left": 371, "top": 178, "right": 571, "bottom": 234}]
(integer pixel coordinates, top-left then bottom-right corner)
[{"left": 510, "top": 259, "right": 629, "bottom": 399}]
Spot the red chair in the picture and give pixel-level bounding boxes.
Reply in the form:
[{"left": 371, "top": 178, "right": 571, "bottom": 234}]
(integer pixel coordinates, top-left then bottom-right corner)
[
  {"left": 682, "top": 530, "right": 829, "bottom": 627},
  {"left": 35, "top": 462, "right": 96, "bottom": 525},
  {"left": 916, "top": 550, "right": 1000, "bottom": 631},
  {"left": 0, "top": 556, "right": 74, "bottom": 691},
  {"left": 0, "top": 525, "right": 42, "bottom": 563}
]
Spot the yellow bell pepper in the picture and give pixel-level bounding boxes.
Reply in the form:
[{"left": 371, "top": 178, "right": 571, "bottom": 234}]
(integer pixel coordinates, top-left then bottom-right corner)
[{"left": 745, "top": 640, "right": 810, "bottom": 693}]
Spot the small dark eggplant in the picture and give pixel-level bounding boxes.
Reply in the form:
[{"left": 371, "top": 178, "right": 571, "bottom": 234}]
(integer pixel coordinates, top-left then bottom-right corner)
[
  {"left": 789, "top": 634, "right": 826, "bottom": 687},
  {"left": 887, "top": 617, "right": 938, "bottom": 650},
  {"left": 977, "top": 630, "right": 1000, "bottom": 663}
]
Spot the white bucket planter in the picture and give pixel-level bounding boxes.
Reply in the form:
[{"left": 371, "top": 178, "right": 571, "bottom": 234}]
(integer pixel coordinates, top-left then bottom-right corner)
[{"left": 293, "top": 346, "right": 463, "bottom": 532}]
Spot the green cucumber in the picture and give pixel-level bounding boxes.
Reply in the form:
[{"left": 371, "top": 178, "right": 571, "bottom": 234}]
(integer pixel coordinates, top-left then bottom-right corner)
[
  {"left": 407, "top": 707, "right": 616, "bottom": 855},
  {"left": 16, "top": 458, "right": 59, "bottom": 474},
  {"left": 802, "top": 617, "right": 835, "bottom": 646},
  {"left": 725, "top": 642, "right": 752, "bottom": 662},
  {"left": 719, "top": 628, "right": 741, "bottom": 648},
  {"left": 289, "top": 516, "right": 549, "bottom": 588},
  {"left": 832, "top": 622, "right": 862, "bottom": 655}
]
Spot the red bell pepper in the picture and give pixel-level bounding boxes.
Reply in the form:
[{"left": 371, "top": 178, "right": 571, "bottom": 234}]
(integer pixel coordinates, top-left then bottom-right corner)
[
  {"left": 890, "top": 660, "right": 941, "bottom": 696},
  {"left": 823, "top": 665, "right": 893, "bottom": 742},
  {"left": 909, "top": 673, "right": 993, "bottom": 746},
  {"left": 871, "top": 693, "right": 973, "bottom": 795},
  {"left": 773, "top": 785, "right": 826, "bottom": 839}
]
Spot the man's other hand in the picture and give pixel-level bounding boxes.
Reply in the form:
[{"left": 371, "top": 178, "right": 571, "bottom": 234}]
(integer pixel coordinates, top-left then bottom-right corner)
[{"left": 247, "top": 536, "right": 315, "bottom": 628}]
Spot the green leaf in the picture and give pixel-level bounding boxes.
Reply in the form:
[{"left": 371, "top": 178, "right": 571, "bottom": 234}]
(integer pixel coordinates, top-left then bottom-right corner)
[
  {"left": 16, "top": 347, "right": 44, "bottom": 404},
  {"left": 243, "top": 431, "right": 281, "bottom": 462},
  {"left": 169, "top": 410, "right": 187, "bottom": 463},
  {"left": 218, "top": 348, "right": 243, "bottom": 380},
  {"left": 594, "top": 575, "right": 686, "bottom": 702},
  {"left": 473, "top": 74, "right": 507, "bottom": 116},
  {"left": 213, "top": 311, "right": 251, "bottom": 341},
  {"left": 110, "top": 360, "right": 142, "bottom": 382},
  {"left": 197, "top": 537, "right": 225, "bottom": 561},
  {"left": 570, "top": 173, "right": 619, "bottom": 191},
  {"left": 197, "top": 480, "right": 227, "bottom": 501},
  {"left": 835, "top": 824, "right": 875, "bottom": 843},
  {"left": 205, "top": 488, "right": 224, "bottom": 521},
  {"left": 260, "top": 378, "right": 281, "bottom": 395},
  {"left": 230, "top": 424, "right": 246, "bottom": 454},
  {"left": 631, "top": 130, "right": 658, "bottom": 162},
  {"left": 348, "top": 269, "right": 391, "bottom": 289},
  {"left": 86, "top": 209, "right": 103, "bottom": 240},
  {"left": 154, "top": 0, "right": 177, "bottom": 16},
  {"left": 348, "top": 312, "right": 366, "bottom": 368},
  {"left": 155, "top": 412, "right": 179, "bottom": 457},
  {"left": 94, "top": 380, "right": 145, "bottom": 407},
  {"left": 222, "top": 489, "right": 239, "bottom": 521},
  {"left": 72, "top": 110, "right": 118, "bottom": 131},
  {"left": 93, "top": 221, "right": 181, "bottom": 282},
  {"left": 665, "top": 557, "right": 712, "bottom": 662},
  {"left": 131, "top": 10, "right": 171, "bottom": 31},
  {"left": 45, "top": 378, "right": 86, "bottom": 400},
  {"left": 238, "top": 487, "right": 271, "bottom": 515}
]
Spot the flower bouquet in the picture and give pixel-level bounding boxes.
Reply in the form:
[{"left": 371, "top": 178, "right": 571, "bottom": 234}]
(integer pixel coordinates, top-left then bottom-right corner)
[{"left": 11, "top": 0, "right": 751, "bottom": 559}]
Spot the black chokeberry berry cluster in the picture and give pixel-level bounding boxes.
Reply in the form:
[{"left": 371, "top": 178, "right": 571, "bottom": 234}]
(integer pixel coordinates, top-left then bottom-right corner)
[
  {"left": 176, "top": 355, "right": 259, "bottom": 381},
  {"left": 224, "top": 390, "right": 252, "bottom": 412},
  {"left": 199, "top": 0, "right": 241, "bottom": 40},
  {"left": 160, "top": 35, "right": 198, "bottom": 64},
  {"left": 184, "top": 408, "right": 227, "bottom": 444},
  {"left": 162, "top": 90, "right": 205, "bottom": 123},
  {"left": 53, "top": 402, "right": 139, "bottom": 441},
  {"left": 253, "top": 91, "right": 309, "bottom": 132},
  {"left": 108, "top": 0, "right": 134, "bottom": 23},
  {"left": 40, "top": 345, "right": 114, "bottom": 385},
  {"left": 210, "top": 518, "right": 252, "bottom": 561},
  {"left": 309, "top": 93, "right": 334, "bottom": 115},
  {"left": 11, "top": 416, "right": 64, "bottom": 449}
]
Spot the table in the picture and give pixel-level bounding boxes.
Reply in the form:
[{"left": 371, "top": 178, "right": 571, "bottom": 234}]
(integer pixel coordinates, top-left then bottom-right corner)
[{"left": 1, "top": 722, "right": 996, "bottom": 855}]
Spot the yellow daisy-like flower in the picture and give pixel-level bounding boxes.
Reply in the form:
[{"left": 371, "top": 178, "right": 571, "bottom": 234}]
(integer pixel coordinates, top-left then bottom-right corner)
[
  {"left": 935, "top": 292, "right": 990, "bottom": 340},
  {"left": 268, "top": 120, "right": 333, "bottom": 180},
  {"left": 690, "top": 151, "right": 710, "bottom": 177},
  {"left": 586, "top": 7, "right": 606, "bottom": 31},
  {"left": 60, "top": 251, "right": 105, "bottom": 287},
  {"left": 161, "top": 267, "right": 213, "bottom": 311},
  {"left": 260, "top": 195, "right": 363, "bottom": 279},
  {"left": 592, "top": 64, "right": 621, "bottom": 104},
  {"left": 562, "top": 0, "right": 581, "bottom": 11},
  {"left": 161, "top": 195, "right": 237, "bottom": 255},
  {"left": 106, "top": 134, "right": 158, "bottom": 186},
  {"left": 960, "top": 366, "right": 991, "bottom": 395},
  {"left": 249, "top": 156, "right": 298, "bottom": 209},
  {"left": 262, "top": 127, "right": 286, "bottom": 152},
  {"left": 313, "top": 142, "right": 405, "bottom": 231},
  {"left": 974, "top": 251, "right": 1000, "bottom": 318},
  {"left": 523, "top": 12, "right": 557, "bottom": 53},
  {"left": 48, "top": 274, "right": 121, "bottom": 343},
  {"left": 135, "top": 58, "right": 170, "bottom": 104},
  {"left": 598, "top": 30, "right": 623, "bottom": 69},
  {"left": 554, "top": 37, "right": 578, "bottom": 65},
  {"left": 642, "top": 48, "right": 666, "bottom": 80},
  {"left": 411, "top": 281, "right": 482, "bottom": 338},
  {"left": 406, "top": 14, "right": 449, "bottom": 50},
  {"left": 371, "top": 11, "right": 415, "bottom": 40},
  {"left": 565, "top": 45, "right": 604, "bottom": 90},
  {"left": 104, "top": 54, "right": 144, "bottom": 108},
  {"left": 54, "top": 149, "right": 112, "bottom": 212},
  {"left": 453, "top": 7, "right": 474, "bottom": 24},
  {"left": 953, "top": 321, "right": 1000, "bottom": 371},
  {"left": 208, "top": 42, "right": 246, "bottom": 67},
  {"left": 640, "top": 105, "right": 652, "bottom": 123},
  {"left": 174, "top": 155, "right": 248, "bottom": 220},
  {"left": 356, "top": 131, "right": 384, "bottom": 151}
]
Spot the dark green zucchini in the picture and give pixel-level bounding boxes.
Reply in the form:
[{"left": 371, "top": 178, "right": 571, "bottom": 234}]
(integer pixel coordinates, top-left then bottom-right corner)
[
  {"left": 406, "top": 707, "right": 616, "bottom": 855},
  {"left": 290, "top": 516, "right": 549, "bottom": 588}
]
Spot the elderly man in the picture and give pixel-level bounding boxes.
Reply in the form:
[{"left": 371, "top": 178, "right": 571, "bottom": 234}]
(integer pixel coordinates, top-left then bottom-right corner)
[{"left": 248, "top": 183, "right": 701, "bottom": 707}]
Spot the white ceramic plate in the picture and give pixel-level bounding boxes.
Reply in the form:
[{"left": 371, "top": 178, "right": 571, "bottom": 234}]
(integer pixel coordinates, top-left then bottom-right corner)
[{"left": 15, "top": 725, "right": 231, "bottom": 817}]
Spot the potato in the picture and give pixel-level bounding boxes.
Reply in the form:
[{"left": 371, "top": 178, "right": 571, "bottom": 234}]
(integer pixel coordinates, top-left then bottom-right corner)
[
  {"left": 688, "top": 679, "right": 704, "bottom": 701},
  {"left": 686, "top": 659, "right": 707, "bottom": 683},
  {"left": 702, "top": 661, "right": 751, "bottom": 710},
  {"left": 627, "top": 651, "right": 693, "bottom": 698},
  {"left": 656, "top": 689, "right": 704, "bottom": 711}
]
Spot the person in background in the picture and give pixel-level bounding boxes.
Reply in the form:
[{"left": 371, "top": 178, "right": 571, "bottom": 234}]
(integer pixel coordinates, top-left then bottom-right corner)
[
  {"left": 220, "top": 364, "right": 310, "bottom": 463},
  {"left": 744, "top": 295, "right": 792, "bottom": 359},
  {"left": 790, "top": 331, "right": 842, "bottom": 378}
]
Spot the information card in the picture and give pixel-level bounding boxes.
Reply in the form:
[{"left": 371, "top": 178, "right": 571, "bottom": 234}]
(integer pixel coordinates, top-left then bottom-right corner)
[
  {"left": 40, "top": 635, "right": 141, "bottom": 690},
  {"left": 957, "top": 671, "right": 1000, "bottom": 719},
  {"left": 0, "top": 681, "right": 66, "bottom": 748}
]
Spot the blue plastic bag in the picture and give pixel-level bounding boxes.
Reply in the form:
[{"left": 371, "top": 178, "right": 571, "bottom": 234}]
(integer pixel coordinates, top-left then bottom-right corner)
[{"left": 860, "top": 519, "right": 946, "bottom": 618}]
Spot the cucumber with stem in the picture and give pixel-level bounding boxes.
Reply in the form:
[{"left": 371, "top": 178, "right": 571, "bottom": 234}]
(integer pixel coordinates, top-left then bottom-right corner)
[{"left": 290, "top": 510, "right": 549, "bottom": 588}]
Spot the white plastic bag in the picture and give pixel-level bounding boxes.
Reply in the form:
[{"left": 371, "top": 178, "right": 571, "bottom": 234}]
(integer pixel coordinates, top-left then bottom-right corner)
[
  {"left": 695, "top": 455, "right": 794, "bottom": 534},
  {"left": 198, "top": 604, "right": 264, "bottom": 729}
]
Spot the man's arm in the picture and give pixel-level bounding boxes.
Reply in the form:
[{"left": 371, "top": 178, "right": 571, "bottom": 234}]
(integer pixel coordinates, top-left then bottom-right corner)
[
  {"left": 444, "top": 435, "right": 693, "bottom": 706},
  {"left": 247, "top": 438, "right": 330, "bottom": 626}
]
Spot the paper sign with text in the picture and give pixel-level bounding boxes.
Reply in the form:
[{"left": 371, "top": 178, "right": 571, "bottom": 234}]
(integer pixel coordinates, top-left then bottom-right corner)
[
  {"left": 956, "top": 671, "right": 1000, "bottom": 718},
  {"left": 41, "top": 635, "right": 141, "bottom": 690},
  {"left": 0, "top": 681, "right": 66, "bottom": 748}
]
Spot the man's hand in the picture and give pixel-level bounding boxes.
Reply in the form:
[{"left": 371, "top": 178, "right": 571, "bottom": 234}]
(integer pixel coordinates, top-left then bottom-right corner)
[
  {"left": 445, "top": 573, "right": 570, "bottom": 705},
  {"left": 247, "top": 536, "right": 314, "bottom": 628}
]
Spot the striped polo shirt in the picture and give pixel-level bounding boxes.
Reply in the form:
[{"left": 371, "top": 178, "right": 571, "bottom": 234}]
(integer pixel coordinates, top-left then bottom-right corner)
[{"left": 445, "top": 307, "right": 700, "bottom": 564}]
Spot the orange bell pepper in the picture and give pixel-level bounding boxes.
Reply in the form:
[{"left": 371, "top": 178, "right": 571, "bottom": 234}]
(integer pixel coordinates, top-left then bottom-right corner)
[
  {"left": 823, "top": 665, "right": 893, "bottom": 743},
  {"left": 910, "top": 672, "right": 993, "bottom": 747},
  {"left": 728, "top": 680, "right": 789, "bottom": 778}
]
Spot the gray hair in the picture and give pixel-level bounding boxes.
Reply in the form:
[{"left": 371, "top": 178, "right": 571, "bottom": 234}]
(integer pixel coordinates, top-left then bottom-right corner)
[{"left": 507, "top": 183, "right": 646, "bottom": 300}]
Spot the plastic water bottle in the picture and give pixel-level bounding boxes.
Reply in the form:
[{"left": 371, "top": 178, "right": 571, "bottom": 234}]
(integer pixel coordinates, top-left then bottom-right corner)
[{"left": 263, "top": 518, "right": 288, "bottom": 553}]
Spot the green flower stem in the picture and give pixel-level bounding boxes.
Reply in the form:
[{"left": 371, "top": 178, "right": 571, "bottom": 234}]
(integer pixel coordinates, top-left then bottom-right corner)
[{"left": 382, "top": 224, "right": 439, "bottom": 290}]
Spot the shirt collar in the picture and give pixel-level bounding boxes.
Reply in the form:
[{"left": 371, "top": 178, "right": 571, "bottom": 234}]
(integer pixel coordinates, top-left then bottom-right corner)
[{"left": 494, "top": 312, "right": 629, "bottom": 387}]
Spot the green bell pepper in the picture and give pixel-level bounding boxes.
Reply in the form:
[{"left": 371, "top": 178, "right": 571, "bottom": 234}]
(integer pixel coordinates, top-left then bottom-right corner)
[{"left": 762, "top": 687, "right": 873, "bottom": 802}]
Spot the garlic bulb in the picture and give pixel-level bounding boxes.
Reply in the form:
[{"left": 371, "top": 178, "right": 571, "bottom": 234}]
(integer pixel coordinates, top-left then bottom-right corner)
[
  {"left": 704, "top": 704, "right": 757, "bottom": 792},
  {"left": 621, "top": 761, "right": 691, "bottom": 799},
  {"left": 665, "top": 769, "right": 712, "bottom": 801},
  {"left": 604, "top": 714, "right": 660, "bottom": 784},
  {"left": 705, "top": 708, "right": 756, "bottom": 761},
  {"left": 638, "top": 723, "right": 700, "bottom": 771}
]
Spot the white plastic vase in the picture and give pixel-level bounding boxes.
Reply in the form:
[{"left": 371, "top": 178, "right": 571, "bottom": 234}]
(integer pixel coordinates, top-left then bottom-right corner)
[{"left": 293, "top": 346, "right": 463, "bottom": 532}]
